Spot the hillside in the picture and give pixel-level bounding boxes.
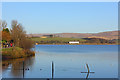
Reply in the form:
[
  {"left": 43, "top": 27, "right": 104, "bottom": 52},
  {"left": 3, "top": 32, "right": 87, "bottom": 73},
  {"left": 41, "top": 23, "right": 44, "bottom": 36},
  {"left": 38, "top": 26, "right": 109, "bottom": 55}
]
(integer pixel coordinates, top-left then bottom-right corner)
[{"left": 27, "top": 31, "right": 119, "bottom": 40}]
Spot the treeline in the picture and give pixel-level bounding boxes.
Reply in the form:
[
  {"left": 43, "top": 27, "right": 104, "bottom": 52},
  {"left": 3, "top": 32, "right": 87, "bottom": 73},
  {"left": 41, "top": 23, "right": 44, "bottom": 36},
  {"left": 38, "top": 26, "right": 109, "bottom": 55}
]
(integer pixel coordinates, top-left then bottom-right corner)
[
  {"left": 83, "top": 38, "right": 117, "bottom": 44},
  {"left": 1, "top": 20, "right": 35, "bottom": 60}
]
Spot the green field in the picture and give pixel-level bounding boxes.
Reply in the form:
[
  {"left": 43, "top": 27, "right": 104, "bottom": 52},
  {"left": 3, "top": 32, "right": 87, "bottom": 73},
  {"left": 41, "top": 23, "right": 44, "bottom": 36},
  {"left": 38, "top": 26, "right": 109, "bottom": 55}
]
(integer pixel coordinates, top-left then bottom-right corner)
[
  {"left": 30, "top": 37, "right": 117, "bottom": 45},
  {"left": 30, "top": 37, "right": 86, "bottom": 44}
]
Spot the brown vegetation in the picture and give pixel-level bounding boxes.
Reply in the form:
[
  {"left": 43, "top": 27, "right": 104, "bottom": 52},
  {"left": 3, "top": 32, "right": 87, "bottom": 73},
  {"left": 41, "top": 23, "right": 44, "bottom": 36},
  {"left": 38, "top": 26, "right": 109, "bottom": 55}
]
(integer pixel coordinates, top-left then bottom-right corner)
[
  {"left": 1, "top": 20, "right": 35, "bottom": 60},
  {"left": 11, "top": 20, "right": 34, "bottom": 50},
  {"left": 2, "top": 31, "right": 11, "bottom": 41}
]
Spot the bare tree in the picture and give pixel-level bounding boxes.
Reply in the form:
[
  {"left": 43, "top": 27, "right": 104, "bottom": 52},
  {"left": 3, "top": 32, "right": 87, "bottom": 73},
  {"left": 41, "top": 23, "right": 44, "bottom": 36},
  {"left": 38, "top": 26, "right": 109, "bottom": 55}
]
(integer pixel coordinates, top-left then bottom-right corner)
[
  {"left": 2, "top": 21, "right": 7, "bottom": 29},
  {"left": 11, "top": 20, "right": 34, "bottom": 50},
  {"left": 11, "top": 20, "right": 25, "bottom": 47}
]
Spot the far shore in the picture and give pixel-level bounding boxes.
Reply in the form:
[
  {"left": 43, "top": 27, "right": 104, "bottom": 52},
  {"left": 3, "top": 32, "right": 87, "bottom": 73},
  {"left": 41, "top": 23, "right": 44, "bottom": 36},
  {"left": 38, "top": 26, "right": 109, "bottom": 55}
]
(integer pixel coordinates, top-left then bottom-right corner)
[{"left": 35, "top": 43, "right": 118, "bottom": 45}]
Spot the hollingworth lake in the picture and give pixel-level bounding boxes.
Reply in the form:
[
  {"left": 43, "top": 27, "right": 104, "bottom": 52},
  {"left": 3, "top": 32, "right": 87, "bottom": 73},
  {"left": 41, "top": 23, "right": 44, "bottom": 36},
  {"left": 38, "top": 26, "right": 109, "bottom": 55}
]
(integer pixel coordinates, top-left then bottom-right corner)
[{"left": 2, "top": 45, "right": 118, "bottom": 78}]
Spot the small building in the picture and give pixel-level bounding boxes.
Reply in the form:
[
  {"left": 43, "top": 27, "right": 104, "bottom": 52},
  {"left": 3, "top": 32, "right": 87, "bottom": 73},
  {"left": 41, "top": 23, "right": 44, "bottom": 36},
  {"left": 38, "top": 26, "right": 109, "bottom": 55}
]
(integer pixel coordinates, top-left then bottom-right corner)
[
  {"left": 69, "top": 41, "right": 79, "bottom": 44},
  {"left": 40, "top": 36, "right": 47, "bottom": 38},
  {"left": 35, "top": 42, "right": 38, "bottom": 45},
  {"left": 35, "top": 42, "right": 39, "bottom": 45},
  {"left": 41, "top": 34, "right": 54, "bottom": 38}
]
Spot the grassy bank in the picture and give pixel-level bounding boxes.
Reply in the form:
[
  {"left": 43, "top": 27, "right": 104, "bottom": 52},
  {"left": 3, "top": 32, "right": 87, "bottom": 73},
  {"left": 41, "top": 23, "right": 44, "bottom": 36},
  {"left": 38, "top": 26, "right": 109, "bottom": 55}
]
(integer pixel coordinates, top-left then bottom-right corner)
[
  {"left": 31, "top": 37, "right": 86, "bottom": 44},
  {"left": 30, "top": 37, "right": 117, "bottom": 45},
  {"left": 2, "top": 47, "right": 35, "bottom": 60}
]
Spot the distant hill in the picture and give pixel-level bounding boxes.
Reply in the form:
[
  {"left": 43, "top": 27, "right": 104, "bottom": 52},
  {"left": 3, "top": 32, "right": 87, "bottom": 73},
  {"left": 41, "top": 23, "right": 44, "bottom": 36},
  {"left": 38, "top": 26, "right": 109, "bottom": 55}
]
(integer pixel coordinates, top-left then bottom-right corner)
[{"left": 27, "top": 31, "right": 119, "bottom": 40}]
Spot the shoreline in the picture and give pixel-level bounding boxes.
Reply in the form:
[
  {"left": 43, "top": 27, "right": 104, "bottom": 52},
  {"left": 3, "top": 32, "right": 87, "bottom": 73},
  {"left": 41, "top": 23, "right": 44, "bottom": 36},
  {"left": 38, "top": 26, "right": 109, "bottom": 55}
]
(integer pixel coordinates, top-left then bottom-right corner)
[
  {"left": 35, "top": 43, "right": 118, "bottom": 45},
  {"left": 2, "top": 55, "right": 35, "bottom": 61},
  {"left": 2, "top": 54, "right": 35, "bottom": 60},
  {"left": 2, "top": 47, "right": 35, "bottom": 60}
]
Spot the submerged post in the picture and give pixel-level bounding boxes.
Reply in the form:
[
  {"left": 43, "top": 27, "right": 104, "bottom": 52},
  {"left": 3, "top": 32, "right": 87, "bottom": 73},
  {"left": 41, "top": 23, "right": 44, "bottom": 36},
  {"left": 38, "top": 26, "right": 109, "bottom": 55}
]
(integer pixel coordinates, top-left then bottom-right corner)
[
  {"left": 52, "top": 61, "right": 54, "bottom": 80},
  {"left": 81, "top": 64, "right": 95, "bottom": 79},
  {"left": 86, "top": 64, "right": 90, "bottom": 73},
  {"left": 23, "top": 61, "right": 24, "bottom": 78},
  {"left": 86, "top": 64, "right": 89, "bottom": 79}
]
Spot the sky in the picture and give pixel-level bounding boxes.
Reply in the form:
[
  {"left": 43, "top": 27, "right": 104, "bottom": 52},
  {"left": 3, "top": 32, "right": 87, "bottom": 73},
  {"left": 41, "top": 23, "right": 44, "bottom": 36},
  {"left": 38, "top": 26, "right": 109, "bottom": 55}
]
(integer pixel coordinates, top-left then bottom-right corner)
[{"left": 2, "top": 2, "right": 118, "bottom": 34}]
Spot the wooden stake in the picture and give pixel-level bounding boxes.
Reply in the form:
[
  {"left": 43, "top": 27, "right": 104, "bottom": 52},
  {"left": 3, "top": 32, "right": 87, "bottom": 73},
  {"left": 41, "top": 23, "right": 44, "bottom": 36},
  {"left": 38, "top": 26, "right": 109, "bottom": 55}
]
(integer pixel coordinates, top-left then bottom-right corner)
[{"left": 52, "top": 61, "right": 54, "bottom": 80}]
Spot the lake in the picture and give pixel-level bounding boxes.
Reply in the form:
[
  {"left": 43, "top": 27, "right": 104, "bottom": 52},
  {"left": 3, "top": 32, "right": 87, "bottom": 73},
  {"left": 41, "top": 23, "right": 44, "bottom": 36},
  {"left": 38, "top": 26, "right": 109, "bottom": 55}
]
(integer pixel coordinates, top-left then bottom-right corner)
[{"left": 1, "top": 45, "right": 118, "bottom": 78}]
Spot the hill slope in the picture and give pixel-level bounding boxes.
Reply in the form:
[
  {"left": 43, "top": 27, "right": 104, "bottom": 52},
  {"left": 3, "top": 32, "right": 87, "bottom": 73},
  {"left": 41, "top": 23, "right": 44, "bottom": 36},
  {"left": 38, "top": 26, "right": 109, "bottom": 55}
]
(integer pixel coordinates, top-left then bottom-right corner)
[{"left": 27, "top": 31, "right": 119, "bottom": 40}]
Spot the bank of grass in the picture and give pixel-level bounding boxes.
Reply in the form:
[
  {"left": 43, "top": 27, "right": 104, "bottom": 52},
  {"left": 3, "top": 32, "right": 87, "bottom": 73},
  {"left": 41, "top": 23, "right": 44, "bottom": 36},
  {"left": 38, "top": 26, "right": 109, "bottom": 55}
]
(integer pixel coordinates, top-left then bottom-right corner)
[
  {"left": 30, "top": 37, "right": 117, "bottom": 45},
  {"left": 2, "top": 47, "right": 35, "bottom": 60},
  {"left": 31, "top": 37, "right": 86, "bottom": 44}
]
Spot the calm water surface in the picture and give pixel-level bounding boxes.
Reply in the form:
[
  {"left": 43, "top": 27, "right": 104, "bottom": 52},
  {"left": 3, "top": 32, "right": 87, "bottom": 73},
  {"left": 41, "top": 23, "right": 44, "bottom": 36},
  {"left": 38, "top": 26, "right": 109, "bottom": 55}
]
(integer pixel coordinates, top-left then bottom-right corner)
[{"left": 2, "top": 45, "right": 118, "bottom": 78}]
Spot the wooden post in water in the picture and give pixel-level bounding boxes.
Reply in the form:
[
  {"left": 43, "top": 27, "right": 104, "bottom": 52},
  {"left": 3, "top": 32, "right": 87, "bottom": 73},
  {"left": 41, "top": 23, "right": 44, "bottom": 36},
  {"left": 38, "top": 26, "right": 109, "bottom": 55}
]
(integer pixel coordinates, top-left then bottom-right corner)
[
  {"left": 52, "top": 61, "right": 54, "bottom": 80},
  {"left": 86, "top": 64, "right": 90, "bottom": 73},
  {"left": 81, "top": 64, "right": 95, "bottom": 79},
  {"left": 86, "top": 64, "right": 89, "bottom": 79},
  {"left": 23, "top": 61, "right": 24, "bottom": 78}
]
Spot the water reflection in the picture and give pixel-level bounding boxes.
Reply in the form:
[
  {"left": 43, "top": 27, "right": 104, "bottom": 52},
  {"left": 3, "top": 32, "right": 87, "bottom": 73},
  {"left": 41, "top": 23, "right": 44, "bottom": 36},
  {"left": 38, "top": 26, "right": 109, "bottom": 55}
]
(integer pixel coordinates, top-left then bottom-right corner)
[
  {"left": 2, "top": 45, "right": 118, "bottom": 78},
  {"left": 2, "top": 56, "right": 35, "bottom": 78}
]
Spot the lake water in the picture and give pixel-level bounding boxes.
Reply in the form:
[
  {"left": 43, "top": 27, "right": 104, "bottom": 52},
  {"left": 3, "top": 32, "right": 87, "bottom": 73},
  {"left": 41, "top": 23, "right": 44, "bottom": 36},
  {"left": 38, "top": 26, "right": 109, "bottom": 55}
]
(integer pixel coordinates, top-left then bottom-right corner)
[{"left": 2, "top": 45, "right": 118, "bottom": 78}]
